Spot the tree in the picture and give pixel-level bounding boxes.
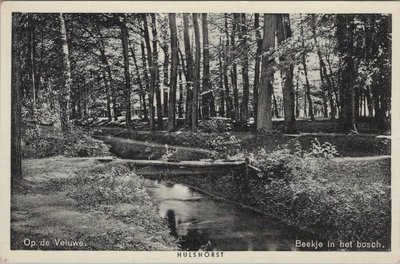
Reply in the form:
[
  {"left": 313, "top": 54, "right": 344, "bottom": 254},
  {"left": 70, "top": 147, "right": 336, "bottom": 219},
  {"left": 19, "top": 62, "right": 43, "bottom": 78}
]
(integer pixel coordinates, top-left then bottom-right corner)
[
  {"left": 142, "top": 14, "right": 156, "bottom": 131},
  {"left": 168, "top": 13, "right": 178, "bottom": 132},
  {"left": 300, "top": 23, "right": 314, "bottom": 121},
  {"left": 201, "top": 13, "right": 211, "bottom": 119},
  {"left": 337, "top": 15, "right": 356, "bottom": 132},
  {"left": 151, "top": 14, "right": 163, "bottom": 129},
  {"left": 182, "top": 13, "right": 194, "bottom": 128},
  {"left": 59, "top": 13, "right": 72, "bottom": 133},
  {"left": 130, "top": 44, "right": 148, "bottom": 121},
  {"left": 253, "top": 13, "right": 262, "bottom": 125},
  {"left": 12, "top": 13, "right": 22, "bottom": 188},
  {"left": 192, "top": 13, "right": 201, "bottom": 131},
  {"left": 257, "top": 14, "right": 277, "bottom": 131},
  {"left": 239, "top": 13, "right": 250, "bottom": 127},
  {"left": 277, "top": 14, "right": 296, "bottom": 133}
]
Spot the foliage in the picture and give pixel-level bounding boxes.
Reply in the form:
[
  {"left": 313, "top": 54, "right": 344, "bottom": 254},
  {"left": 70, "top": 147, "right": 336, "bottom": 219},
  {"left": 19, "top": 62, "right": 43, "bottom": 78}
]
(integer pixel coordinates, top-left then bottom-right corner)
[
  {"left": 198, "top": 118, "right": 233, "bottom": 133},
  {"left": 246, "top": 146, "right": 390, "bottom": 244},
  {"left": 21, "top": 126, "right": 110, "bottom": 158}
]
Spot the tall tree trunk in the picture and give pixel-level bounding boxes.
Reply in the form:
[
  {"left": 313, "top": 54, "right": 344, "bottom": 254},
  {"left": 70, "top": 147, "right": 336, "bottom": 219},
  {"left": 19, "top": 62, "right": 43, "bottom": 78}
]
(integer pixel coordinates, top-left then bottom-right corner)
[
  {"left": 178, "top": 63, "right": 184, "bottom": 118},
  {"left": 192, "top": 13, "right": 201, "bottom": 131},
  {"left": 168, "top": 13, "right": 178, "bottom": 132},
  {"left": 240, "top": 13, "right": 250, "bottom": 127},
  {"left": 231, "top": 14, "right": 240, "bottom": 121},
  {"left": 257, "top": 14, "right": 277, "bottom": 131},
  {"left": 273, "top": 92, "right": 279, "bottom": 118},
  {"left": 337, "top": 15, "right": 356, "bottom": 132},
  {"left": 277, "top": 14, "right": 296, "bottom": 133},
  {"left": 253, "top": 13, "right": 262, "bottom": 126},
  {"left": 143, "top": 15, "right": 156, "bottom": 131},
  {"left": 311, "top": 14, "right": 336, "bottom": 120},
  {"left": 102, "top": 72, "right": 112, "bottom": 121},
  {"left": 223, "top": 14, "right": 233, "bottom": 118},
  {"left": 120, "top": 16, "right": 133, "bottom": 130},
  {"left": 130, "top": 46, "right": 148, "bottom": 121},
  {"left": 12, "top": 13, "right": 22, "bottom": 188},
  {"left": 300, "top": 24, "right": 314, "bottom": 121},
  {"left": 28, "top": 14, "right": 37, "bottom": 116},
  {"left": 59, "top": 13, "right": 72, "bottom": 134},
  {"left": 150, "top": 14, "right": 163, "bottom": 130},
  {"left": 201, "top": 13, "right": 211, "bottom": 119},
  {"left": 218, "top": 39, "right": 225, "bottom": 117},
  {"left": 182, "top": 14, "right": 193, "bottom": 128},
  {"left": 140, "top": 40, "right": 150, "bottom": 121},
  {"left": 161, "top": 44, "right": 169, "bottom": 117}
]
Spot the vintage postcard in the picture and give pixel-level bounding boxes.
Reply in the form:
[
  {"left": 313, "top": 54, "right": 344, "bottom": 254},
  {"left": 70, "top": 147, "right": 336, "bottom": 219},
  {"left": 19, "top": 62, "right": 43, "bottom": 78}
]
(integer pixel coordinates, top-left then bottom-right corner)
[{"left": 0, "top": 1, "right": 399, "bottom": 263}]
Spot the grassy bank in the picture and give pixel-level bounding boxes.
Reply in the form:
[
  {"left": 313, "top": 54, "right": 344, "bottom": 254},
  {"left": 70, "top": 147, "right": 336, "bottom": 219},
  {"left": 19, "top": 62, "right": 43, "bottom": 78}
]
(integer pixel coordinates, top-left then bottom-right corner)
[
  {"left": 157, "top": 153, "right": 391, "bottom": 250},
  {"left": 11, "top": 158, "right": 178, "bottom": 251}
]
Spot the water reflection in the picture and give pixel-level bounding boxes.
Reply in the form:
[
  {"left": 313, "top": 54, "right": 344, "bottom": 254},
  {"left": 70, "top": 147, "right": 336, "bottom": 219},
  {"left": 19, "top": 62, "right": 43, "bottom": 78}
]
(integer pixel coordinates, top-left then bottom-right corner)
[{"left": 143, "top": 179, "right": 325, "bottom": 251}]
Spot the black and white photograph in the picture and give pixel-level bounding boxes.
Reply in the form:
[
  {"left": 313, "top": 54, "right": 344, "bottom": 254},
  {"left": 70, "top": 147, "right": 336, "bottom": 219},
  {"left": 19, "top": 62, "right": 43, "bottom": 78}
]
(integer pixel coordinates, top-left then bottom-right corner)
[{"left": 1, "top": 1, "right": 399, "bottom": 263}]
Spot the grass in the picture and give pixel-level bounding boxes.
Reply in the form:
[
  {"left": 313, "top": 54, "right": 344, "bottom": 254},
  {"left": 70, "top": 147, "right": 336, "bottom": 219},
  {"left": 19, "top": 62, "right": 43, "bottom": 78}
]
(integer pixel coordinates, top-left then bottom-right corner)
[{"left": 11, "top": 158, "right": 178, "bottom": 251}]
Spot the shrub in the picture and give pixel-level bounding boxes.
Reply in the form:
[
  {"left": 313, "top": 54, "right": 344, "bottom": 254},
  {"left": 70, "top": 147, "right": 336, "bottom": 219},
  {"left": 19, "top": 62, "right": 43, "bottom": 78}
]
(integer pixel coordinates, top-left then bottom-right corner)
[
  {"left": 198, "top": 117, "right": 233, "bottom": 133},
  {"left": 247, "top": 145, "right": 391, "bottom": 245},
  {"left": 22, "top": 126, "right": 111, "bottom": 158}
]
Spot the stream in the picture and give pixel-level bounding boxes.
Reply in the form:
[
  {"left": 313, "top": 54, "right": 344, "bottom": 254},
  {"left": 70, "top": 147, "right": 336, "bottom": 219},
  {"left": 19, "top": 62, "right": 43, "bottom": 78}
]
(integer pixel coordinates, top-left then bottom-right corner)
[{"left": 143, "top": 179, "right": 327, "bottom": 251}]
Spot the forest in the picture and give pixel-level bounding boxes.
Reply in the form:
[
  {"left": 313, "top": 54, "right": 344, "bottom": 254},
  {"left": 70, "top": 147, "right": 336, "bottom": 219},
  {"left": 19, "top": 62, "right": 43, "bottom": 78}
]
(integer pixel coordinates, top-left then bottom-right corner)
[
  {"left": 9, "top": 13, "right": 392, "bottom": 251},
  {"left": 12, "top": 13, "right": 391, "bottom": 135}
]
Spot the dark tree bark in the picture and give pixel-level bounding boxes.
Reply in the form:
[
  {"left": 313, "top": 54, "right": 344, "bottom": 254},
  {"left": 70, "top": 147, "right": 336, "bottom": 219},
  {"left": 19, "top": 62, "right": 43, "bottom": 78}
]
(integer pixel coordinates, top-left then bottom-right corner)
[
  {"left": 161, "top": 44, "right": 169, "bottom": 117},
  {"left": 223, "top": 14, "right": 233, "bottom": 118},
  {"left": 28, "top": 14, "right": 37, "bottom": 116},
  {"left": 168, "top": 13, "right": 178, "bottom": 132},
  {"left": 192, "top": 13, "right": 201, "bottom": 131},
  {"left": 182, "top": 14, "right": 194, "bottom": 127},
  {"left": 102, "top": 72, "right": 112, "bottom": 121},
  {"left": 178, "top": 63, "right": 184, "bottom": 118},
  {"left": 311, "top": 14, "right": 336, "bottom": 120},
  {"left": 337, "top": 15, "right": 356, "bottom": 132},
  {"left": 240, "top": 13, "right": 250, "bottom": 127},
  {"left": 257, "top": 14, "right": 277, "bottom": 131},
  {"left": 59, "top": 13, "right": 72, "bottom": 134},
  {"left": 201, "top": 13, "right": 211, "bottom": 119},
  {"left": 253, "top": 13, "right": 262, "bottom": 125},
  {"left": 140, "top": 39, "right": 151, "bottom": 121},
  {"left": 150, "top": 14, "right": 163, "bottom": 130},
  {"left": 12, "top": 13, "right": 22, "bottom": 188},
  {"left": 300, "top": 24, "right": 315, "bottom": 121},
  {"left": 218, "top": 38, "right": 225, "bottom": 117},
  {"left": 119, "top": 15, "right": 133, "bottom": 130},
  {"left": 130, "top": 45, "right": 148, "bottom": 121},
  {"left": 231, "top": 14, "right": 240, "bottom": 121},
  {"left": 277, "top": 14, "right": 296, "bottom": 133},
  {"left": 142, "top": 14, "right": 156, "bottom": 131}
]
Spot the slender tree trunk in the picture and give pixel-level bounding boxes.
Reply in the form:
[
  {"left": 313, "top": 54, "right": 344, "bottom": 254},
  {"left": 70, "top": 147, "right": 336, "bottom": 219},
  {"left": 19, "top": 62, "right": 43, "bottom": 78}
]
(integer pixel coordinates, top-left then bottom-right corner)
[
  {"left": 218, "top": 39, "right": 225, "bottom": 117},
  {"left": 240, "top": 14, "right": 250, "bottom": 128},
  {"left": 12, "top": 13, "right": 22, "bottom": 188},
  {"left": 300, "top": 24, "right": 314, "bottom": 121},
  {"left": 257, "top": 14, "right": 277, "bottom": 131},
  {"left": 130, "top": 46, "right": 148, "bottom": 121},
  {"left": 192, "top": 13, "right": 201, "bottom": 131},
  {"left": 337, "top": 15, "right": 356, "bottom": 132},
  {"left": 59, "top": 13, "right": 72, "bottom": 134},
  {"left": 201, "top": 13, "right": 211, "bottom": 119},
  {"left": 311, "top": 14, "right": 336, "bottom": 120},
  {"left": 168, "top": 13, "right": 178, "bottom": 132},
  {"left": 120, "top": 15, "right": 133, "bottom": 130},
  {"left": 183, "top": 13, "right": 194, "bottom": 127},
  {"left": 277, "top": 14, "right": 296, "bottom": 133},
  {"left": 231, "top": 14, "right": 240, "bottom": 121},
  {"left": 253, "top": 13, "right": 262, "bottom": 126},
  {"left": 28, "top": 14, "right": 37, "bottom": 116},
  {"left": 223, "top": 14, "right": 233, "bottom": 118},
  {"left": 140, "top": 40, "right": 150, "bottom": 121},
  {"left": 273, "top": 92, "right": 279, "bottom": 118},
  {"left": 102, "top": 72, "right": 112, "bottom": 121},
  {"left": 178, "top": 64, "right": 184, "bottom": 118},
  {"left": 150, "top": 14, "right": 163, "bottom": 130},
  {"left": 143, "top": 15, "right": 156, "bottom": 131},
  {"left": 161, "top": 44, "right": 169, "bottom": 117}
]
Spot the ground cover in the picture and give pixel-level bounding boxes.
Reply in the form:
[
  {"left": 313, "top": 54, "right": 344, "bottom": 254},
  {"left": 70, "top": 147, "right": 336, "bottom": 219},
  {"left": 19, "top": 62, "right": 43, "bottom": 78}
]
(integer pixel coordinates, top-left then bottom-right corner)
[{"left": 11, "top": 158, "right": 178, "bottom": 250}]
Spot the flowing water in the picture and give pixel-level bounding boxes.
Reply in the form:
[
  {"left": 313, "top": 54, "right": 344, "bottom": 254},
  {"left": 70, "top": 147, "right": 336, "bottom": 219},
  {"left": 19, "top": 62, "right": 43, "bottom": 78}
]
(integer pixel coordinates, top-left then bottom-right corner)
[{"left": 143, "top": 179, "right": 326, "bottom": 251}]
